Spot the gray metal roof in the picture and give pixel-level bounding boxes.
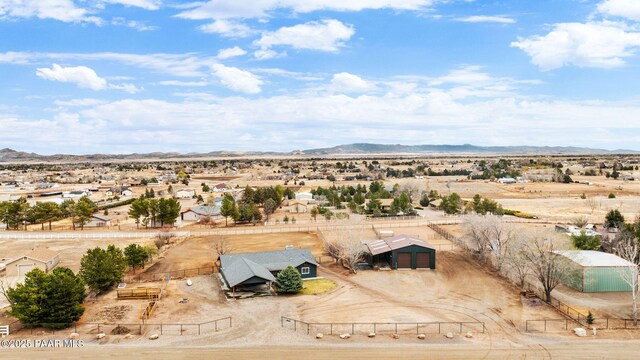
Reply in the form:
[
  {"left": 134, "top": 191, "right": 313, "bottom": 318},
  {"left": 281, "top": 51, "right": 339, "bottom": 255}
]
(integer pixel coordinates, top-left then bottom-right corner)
[
  {"left": 220, "top": 248, "right": 317, "bottom": 288},
  {"left": 365, "top": 234, "right": 434, "bottom": 256},
  {"left": 182, "top": 205, "right": 221, "bottom": 216}
]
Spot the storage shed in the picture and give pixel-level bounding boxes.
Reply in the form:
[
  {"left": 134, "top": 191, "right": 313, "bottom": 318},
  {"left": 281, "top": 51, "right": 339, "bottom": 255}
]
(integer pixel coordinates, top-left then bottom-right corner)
[
  {"left": 364, "top": 235, "right": 436, "bottom": 270},
  {"left": 554, "top": 250, "right": 636, "bottom": 292}
]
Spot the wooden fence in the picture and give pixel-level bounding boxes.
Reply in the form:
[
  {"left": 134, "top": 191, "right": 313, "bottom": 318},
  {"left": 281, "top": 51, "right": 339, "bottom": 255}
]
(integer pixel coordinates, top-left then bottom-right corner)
[
  {"left": 281, "top": 316, "right": 485, "bottom": 335},
  {"left": 116, "top": 288, "right": 161, "bottom": 300},
  {"left": 125, "top": 265, "right": 217, "bottom": 283}
]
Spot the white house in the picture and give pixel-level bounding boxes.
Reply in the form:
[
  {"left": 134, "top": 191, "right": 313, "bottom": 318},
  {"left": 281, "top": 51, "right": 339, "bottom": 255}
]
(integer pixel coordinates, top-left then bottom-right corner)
[
  {"left": 295, "top": 192, "right": 315, "bottom": 203},
  {"left": 180, "top": 206, "right": 222, "bottom": 222},
  {"left": 85, "top": 214, "right": 111, "bottom": 227},
  {"left": 63, "top": 190, "right": 90, "bottom": 198},
  {"left": 4, "top": 247, "right": 59, "bottom": 277},
  {"left": 176, "top": 188, "right": 196, "bottom": 199}
]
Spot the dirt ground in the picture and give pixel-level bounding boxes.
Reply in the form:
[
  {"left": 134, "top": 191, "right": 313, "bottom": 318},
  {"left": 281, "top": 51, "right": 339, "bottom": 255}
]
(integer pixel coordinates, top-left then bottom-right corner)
[{"left": 142, "top": 232, "right": 325, "bottom": 275}]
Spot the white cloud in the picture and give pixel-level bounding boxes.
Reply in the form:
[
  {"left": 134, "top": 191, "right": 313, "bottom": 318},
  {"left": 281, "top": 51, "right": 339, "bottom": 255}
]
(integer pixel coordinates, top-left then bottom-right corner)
[
  {"left": 254, "top": 19, "right": 355, "bottom": 53},
  {"left": 176, "top": 0, "right": 435, "bottom": 21},
  {"left": 101, "top": 0, "right": 162, "bottom": 10},
  {"left": 454, "top": 15, "right": 516, "bottom": 24},
  {"left": 109, "top": 83, "right": 143, "bottom": 94},
  {"left": 36, "top": 64, "right": 108, "bottom": 91},
  {"left": 331, "top": 72, "right": 376, "bottom": 92},
  {"left": 217, "top": 46, "right": 247, "bottom": 60},
  {"left": 598, "top": 0, "right": 640, "bottom": 21},
  {"left": 0, "top": 0, "right": 101, "bottom": 23},
  {"left": 111, "top": 17, "right": 158, "bottom": 31},
  {"left": 198, "top": 20, "right": 253, "bottom": 38},
  {"left": 253, "top": 49, "right": 285, "bottom": 60},
  {"left": 35, "top": 64, "right": 141, "bottom": 93},
  {"left": 211, "top": 64, "right": 263, "bottom": 94},
  {"left": 12, "top": 87, "right": 640, "bottom": 154},
  {"left": 53, "top": 98, "right": 107, "bottom": 107},
  {"left": 511, "top": 22, "right": 640, "bottom": 70},
  {"left": 0, "top": 51, "right": 217, "bottom": 77},
  {"left": 158, "top": 80, "right": 208, "bottom": 87},
  {"left": 428, "top": 66, "right": 492, "bottom": 85}
]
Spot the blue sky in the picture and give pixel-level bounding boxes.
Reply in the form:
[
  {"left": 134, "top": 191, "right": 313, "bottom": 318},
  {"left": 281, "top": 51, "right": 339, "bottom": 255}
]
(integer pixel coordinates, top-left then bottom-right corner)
[{"left": 1, "top": 0, "right": 640, "bottom": 154}]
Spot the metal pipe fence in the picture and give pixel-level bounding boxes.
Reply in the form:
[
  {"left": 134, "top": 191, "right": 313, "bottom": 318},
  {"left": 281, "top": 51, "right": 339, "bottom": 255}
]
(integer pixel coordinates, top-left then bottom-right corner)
[
  {"left": 525, "top": 318, "right": 640, "bottom": 332},
  {"left": 280, "top": 316, "right": 485, "bottom": 335},
  {"left": 6, "top": 317, "right": 232, "bottom": 337}
]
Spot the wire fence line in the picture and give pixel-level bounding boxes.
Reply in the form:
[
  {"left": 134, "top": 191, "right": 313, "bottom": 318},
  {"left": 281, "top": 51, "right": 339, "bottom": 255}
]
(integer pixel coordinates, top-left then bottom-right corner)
[
  {"left": 524, "top": 318, "right": 640, "bottom": 332},
  {"left": 124, "top": 265, "right": 218, "bottom": 283},
  {"left": 281, "top": 316, "right": 485, "bottom": 335},
  {"left": 6, "top": 317, "right": 232, "bottom": 337}
]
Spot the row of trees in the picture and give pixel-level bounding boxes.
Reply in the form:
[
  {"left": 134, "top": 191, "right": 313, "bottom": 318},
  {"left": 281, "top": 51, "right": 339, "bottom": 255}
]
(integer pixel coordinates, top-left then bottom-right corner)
[
  {"left": 128, "top": 197, "right": 181, "bottom": 228},
  {"left": 440, "top": 193, "right": 502, "bottom": 216},
  {"left": 79, "top": 243, "right": 155, "bottom": 292},
  {"left": 0, "top": 196, "right": 98, "bottom": 230}
]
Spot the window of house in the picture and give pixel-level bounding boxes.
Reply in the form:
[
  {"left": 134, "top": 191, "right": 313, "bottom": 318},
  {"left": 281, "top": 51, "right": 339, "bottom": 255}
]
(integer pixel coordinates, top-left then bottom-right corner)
[{"left": 300, "top": 267, "right": 310, "bottom": 275}]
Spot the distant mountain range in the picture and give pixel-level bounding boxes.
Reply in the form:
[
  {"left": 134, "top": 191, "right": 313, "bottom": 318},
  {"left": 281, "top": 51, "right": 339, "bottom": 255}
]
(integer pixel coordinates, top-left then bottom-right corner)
[
  {"left": 0, "top": 143, "right": 637, "bottom": 163},
  {"left": 301, "top": 143, "right": 639, "bottom": 155}
]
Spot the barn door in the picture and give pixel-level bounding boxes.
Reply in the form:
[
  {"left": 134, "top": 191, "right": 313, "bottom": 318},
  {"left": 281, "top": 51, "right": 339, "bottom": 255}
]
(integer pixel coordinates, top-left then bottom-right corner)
[
  {"left": 397, "top": 253, "right": 412, "bottom": 269},
  {"left": 416, "top": 253, "right": 431, "bottom": 269}
]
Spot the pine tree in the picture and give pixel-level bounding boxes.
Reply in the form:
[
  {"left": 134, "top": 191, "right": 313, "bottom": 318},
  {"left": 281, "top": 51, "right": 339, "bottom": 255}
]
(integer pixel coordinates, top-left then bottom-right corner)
[
  {"left": 79, "top": 245, "right": 126, "bottom": 292},
  {"left": 275, "top": 265, "right": 303, "bottom": 294},
  {"left": 6, "top": 268, "right": 85, "bottom": 329}
]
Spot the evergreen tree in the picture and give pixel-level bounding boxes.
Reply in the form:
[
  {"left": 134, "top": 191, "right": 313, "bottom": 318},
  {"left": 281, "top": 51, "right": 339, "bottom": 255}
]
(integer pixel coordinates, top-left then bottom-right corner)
[
  {"left": 220, "top": 194, "right": 238, "bottom": 226},
  {"left": 124, "top": 244, "right": 149, "bottom": 271},
  {"left": 74, "top": 196, "right": 98, "bottom": 230},
  {"left": 572, "top": 232, "right": 602, "bottom": 250},
  {"left": 79, "top": 245, "right": 126, "bottom": 292},
  {"left": 6, "top": 267, "right": 85, "bottom": 329},
  {"left": 605, "top": 209, "right": 625, "bottom": 229},
  {"left": 275, "top": 265, "right": 303, "bottom": 293}
]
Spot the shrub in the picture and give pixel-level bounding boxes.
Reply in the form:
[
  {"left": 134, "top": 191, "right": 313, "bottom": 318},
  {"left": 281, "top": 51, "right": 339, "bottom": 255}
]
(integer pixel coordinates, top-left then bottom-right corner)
[
  {"left": 275, "top": 265, "right": 303, "bottom": 294},
  {"left": 608, "top": 193, "right": 616, "bottom": 199}
]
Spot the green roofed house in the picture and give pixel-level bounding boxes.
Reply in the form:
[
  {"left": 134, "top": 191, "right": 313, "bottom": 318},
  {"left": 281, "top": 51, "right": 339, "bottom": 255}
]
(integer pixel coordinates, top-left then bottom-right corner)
[
  {"left": 219, "top": 248, "right": 317, "bottom": 292},
  {"left": 554, "top": 250, "right": 636, "bottom": 292}
]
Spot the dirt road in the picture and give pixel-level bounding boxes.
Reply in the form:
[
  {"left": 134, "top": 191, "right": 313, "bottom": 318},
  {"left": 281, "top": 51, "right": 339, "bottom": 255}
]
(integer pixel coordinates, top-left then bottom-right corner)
[{"left": 3, "top": 342, "right": 640, "bottom": 360}]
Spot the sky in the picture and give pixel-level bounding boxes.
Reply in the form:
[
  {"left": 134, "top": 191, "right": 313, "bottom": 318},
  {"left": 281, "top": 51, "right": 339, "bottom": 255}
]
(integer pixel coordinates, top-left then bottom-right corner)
[{"left": 1, "top": 0, "right": 640, "bottom": 154}]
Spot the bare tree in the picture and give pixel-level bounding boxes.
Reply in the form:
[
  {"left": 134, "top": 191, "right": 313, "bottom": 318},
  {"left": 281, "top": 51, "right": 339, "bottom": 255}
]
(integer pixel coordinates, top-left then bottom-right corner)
[
  {"left": 400, "top": 180, "right": 423, "bottom": 202},
  {"left": 585, "top": 197, "right": 597, "bottom": 213},
  {"left": 520, "top": 232, "right": 572, "bottom": 302},
  {"left": 321, "top": 228, "right": 367, "bottom": 274},
  {"left": 214, "top": 237, "right": 232, "bottom": 257},
  {"left": 613, "top": 232, "right": 640, "bottom": 325},
  {"left": 571, "top": 215, "right": 589, "bottom": 229},
  {"left": 502, "top": 234, "right": 532, "bottom": 289},
  {"left": 463, "top": 215, "right": 514, "bottom": 270}
]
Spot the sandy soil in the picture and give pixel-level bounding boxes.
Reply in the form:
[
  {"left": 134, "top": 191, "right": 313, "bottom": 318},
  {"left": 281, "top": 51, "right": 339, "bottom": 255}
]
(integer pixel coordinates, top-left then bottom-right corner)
[{"left": 142, "top": 232, "right": 324, "bottom": 276}]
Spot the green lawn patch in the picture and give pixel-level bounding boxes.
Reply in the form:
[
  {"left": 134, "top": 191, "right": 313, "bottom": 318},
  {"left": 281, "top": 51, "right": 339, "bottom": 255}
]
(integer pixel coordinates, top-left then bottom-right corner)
[{"left": 300, "top": 278, "right": 337, "bottom": 295}]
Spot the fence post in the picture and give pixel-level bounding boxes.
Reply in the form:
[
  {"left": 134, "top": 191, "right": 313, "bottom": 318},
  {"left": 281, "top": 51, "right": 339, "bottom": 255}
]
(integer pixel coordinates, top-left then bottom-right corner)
[
  {"left": 438, "top": 323, "right": 441, "bottom": 334},
  {"left": 180, "top": 324, "right": 183, "bottom": 335},
  {"left": 330, "top": 324, "right": 333, "bottom": 335},
  {"left": 544, "top": 320, "right": 547, "bottom": 332},
  {"left": 416, "top": 323, "right": 419, "bottom": 334},
  {"left": 459, "top": 323, "right": 462, "bottom": 333},
  {"left": 161, "top": 324, "right": 163, "bottom": 335},
  {"left": 395, "top": 323, "right": 398, "bottom": 333},
  {"left": 352, "top": 324, "right": 354, "bottom": 334},
  {"left": 98, "top": 324, "right": 100, "bottom": 333},
  {"left": 139, "top": 324, "right": 142, "bottom": 334},
  {"left": 215, "top": 320, "right": 218, "bottom": 332}
]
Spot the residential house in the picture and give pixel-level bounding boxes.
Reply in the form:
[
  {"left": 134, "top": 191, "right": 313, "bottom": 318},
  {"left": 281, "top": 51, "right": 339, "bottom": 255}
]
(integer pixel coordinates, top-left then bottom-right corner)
[
  {"left": 219, "top": 248, "right": 317, "bottom": 291},
  {"left": 4, "top": 247, "right": 60, "bottom": 277}
]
